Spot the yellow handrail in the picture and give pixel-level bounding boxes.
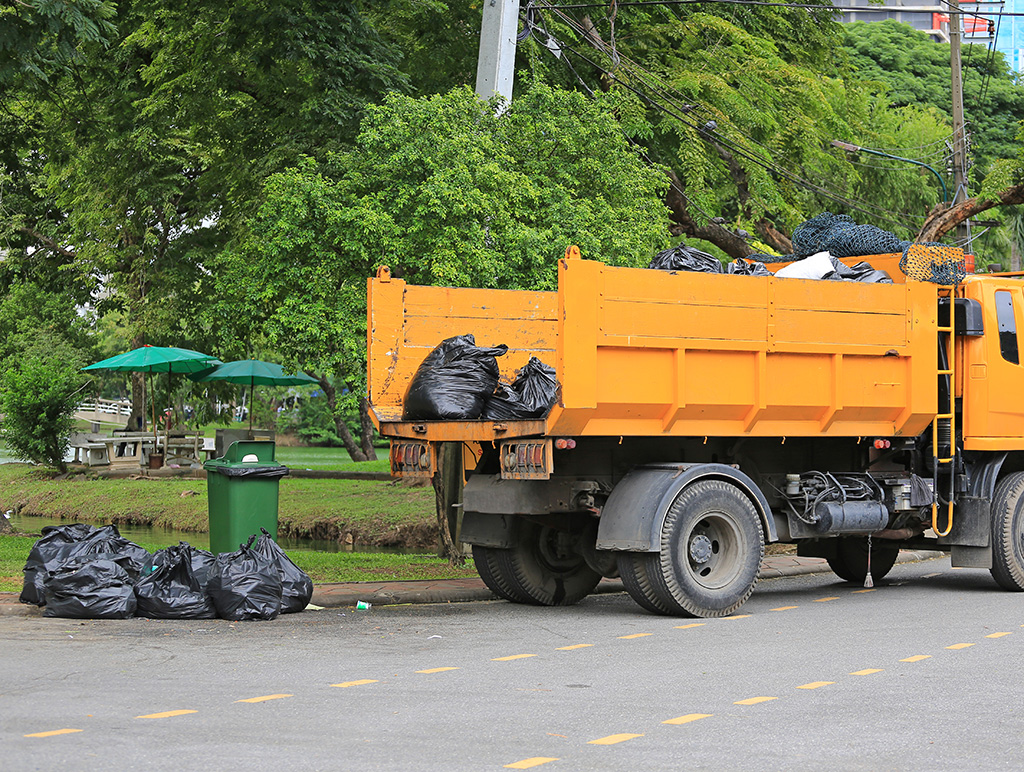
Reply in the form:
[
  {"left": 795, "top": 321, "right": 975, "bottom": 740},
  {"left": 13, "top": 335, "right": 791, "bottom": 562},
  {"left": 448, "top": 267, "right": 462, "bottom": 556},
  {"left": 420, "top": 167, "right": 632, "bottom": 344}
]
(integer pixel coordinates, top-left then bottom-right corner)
[{"left": 932, "top": 286, "right": 956, "bottom": 538}]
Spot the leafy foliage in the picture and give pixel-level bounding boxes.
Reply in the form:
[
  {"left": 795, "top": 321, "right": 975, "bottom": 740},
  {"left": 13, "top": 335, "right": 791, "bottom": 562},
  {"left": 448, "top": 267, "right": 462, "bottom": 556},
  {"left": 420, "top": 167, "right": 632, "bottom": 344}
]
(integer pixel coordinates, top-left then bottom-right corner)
[{"left": 0, "top": 337, "right": 87, "bottom": 472}]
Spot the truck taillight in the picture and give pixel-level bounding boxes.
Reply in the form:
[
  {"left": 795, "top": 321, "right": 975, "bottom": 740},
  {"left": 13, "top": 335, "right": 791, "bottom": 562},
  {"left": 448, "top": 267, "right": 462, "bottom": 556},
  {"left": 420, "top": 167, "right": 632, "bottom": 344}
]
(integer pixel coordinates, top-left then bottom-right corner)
[
  {"left": 500, "top": 439, "right": 554, "bottom": 480},
  {"left": 390, "top": 441, "right": 435, "bottom": 478}
]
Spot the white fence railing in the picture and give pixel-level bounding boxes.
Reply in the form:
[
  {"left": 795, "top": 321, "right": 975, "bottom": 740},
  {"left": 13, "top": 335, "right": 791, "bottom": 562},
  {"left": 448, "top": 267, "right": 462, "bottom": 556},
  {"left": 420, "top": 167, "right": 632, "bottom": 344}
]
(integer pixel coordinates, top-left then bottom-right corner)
[{"left": 77, "top": 398, "right": 132, "bottom": 418}]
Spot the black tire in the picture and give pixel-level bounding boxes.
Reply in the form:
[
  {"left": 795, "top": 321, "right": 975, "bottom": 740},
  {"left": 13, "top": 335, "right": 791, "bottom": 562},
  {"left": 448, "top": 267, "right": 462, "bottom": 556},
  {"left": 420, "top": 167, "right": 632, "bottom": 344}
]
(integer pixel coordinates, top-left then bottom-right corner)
[
  {"left": 495, "top": 521, "right": 602, "bottom": 606},
  {"left": 826, "top": 537, "right": 900, "bottom": 584},
  {"left": 991, "top": 472, "right": 1024, "bottom": 591},
  {"left": 618, "top": 552, "right": 672, "bottom": 615},
  {"left": 472, "top": 545, "right": 535, "bottom": 603},
  {"left": 646, "top": 479, "right": 764, "bottom": 618}
]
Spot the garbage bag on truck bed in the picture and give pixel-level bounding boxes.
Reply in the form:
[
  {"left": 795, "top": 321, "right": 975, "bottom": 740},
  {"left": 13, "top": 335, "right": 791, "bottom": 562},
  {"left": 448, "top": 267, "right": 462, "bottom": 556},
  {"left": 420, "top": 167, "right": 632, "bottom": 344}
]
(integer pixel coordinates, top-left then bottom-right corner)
[
  {"left": 253, "top": 528, "right": 313, "bottom": 614},
  {"left": 135, "top": 543, "right": 217, "bottom": 619},
  {"left": 21, "top": 524, "right": 148, "bottom": 606},
  {"left": 403, "top": 334, "right": 508, "bottom": 421},
  {"left": 206, "top": 537, "right": 283, "bottom": 621},
  {"left": 43, "top": 555, "right": 138, "bottom": 619},
  {"left": 648, "top": 244, "right": 722, "bottom": 273},
  {"left": 482, "top": 357, "right": 559, "bottom": 420}
]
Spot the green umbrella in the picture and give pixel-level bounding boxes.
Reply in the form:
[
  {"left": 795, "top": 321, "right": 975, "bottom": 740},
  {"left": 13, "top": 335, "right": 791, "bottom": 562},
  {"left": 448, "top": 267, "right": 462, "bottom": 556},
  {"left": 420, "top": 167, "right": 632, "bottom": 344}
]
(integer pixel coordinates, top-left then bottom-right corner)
[
  {"left": 190, "top": 359, "right": 318, "bottom": 429},
  {"left": 82, "top": 345, "right": 221, "bottom": 446}
]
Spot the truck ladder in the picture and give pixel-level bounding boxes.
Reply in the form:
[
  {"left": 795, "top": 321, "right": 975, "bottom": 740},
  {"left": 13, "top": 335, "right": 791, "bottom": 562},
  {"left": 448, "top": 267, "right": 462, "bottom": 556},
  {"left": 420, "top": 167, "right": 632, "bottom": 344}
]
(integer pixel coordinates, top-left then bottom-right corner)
[{"left": 932, "top": 286, "right": 957, "bottom": 537}]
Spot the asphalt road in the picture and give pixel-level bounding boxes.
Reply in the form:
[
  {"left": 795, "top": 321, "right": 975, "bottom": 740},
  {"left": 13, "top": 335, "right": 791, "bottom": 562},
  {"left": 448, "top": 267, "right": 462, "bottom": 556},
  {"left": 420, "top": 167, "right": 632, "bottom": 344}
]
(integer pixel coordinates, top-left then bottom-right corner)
[{"left": 3, "top": 555, "right": 1023, "bottom": 772}]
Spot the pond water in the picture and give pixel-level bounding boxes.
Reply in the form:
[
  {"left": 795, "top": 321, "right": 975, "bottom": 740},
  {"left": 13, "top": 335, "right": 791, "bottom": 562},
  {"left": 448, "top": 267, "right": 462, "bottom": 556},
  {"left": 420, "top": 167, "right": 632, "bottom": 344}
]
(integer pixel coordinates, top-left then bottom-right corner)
[{"left": 8, "top": 513, "right": 419, "bottom": 555}]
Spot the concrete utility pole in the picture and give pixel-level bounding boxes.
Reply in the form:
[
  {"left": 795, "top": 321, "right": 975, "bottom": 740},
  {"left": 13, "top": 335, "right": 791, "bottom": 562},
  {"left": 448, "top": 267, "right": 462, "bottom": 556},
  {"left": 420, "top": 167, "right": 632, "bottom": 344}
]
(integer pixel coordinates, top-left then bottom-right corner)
[
  {"left": 476, "top": 0, "right": 521, "bottom": 103},
  {"left": 948, "top": 0, "right": 971, "bottom": 245}
]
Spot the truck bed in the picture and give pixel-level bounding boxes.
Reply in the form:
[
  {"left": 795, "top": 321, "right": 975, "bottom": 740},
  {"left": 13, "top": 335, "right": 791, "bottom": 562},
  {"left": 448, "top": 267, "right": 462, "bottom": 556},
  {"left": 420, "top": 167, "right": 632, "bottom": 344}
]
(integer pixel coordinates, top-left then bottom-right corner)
[{"left": 367, "top": 253, "right": 939, "bottom": 442}]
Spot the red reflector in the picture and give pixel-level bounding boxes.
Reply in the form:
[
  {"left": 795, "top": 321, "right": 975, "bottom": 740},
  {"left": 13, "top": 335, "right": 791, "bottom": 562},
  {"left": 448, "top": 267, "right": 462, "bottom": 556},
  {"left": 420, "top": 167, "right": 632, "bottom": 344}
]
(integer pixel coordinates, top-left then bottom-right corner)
[
  {"left": 964, "top": 253, "right": 975, "bottom": 274},
  {"left": 566, "top": 439, "right": 576, "bottom": 449},
  {"left": 555, "top": 439, "right": 567, "bottom": 450}
]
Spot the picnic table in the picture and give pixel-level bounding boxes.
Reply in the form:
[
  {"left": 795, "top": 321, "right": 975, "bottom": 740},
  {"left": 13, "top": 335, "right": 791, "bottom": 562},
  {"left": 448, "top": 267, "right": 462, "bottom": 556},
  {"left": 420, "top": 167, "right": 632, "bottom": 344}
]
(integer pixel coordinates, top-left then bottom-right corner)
[{"left": 69, "top": 432, "right": 211, "bottom": 469}]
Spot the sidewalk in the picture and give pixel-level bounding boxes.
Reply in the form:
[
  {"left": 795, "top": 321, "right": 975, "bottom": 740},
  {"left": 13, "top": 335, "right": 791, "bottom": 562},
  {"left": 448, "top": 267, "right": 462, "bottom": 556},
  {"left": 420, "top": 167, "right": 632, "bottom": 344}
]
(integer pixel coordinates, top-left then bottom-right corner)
[{"left": 0, "top": 551, "right": 936, "bottom": 616}]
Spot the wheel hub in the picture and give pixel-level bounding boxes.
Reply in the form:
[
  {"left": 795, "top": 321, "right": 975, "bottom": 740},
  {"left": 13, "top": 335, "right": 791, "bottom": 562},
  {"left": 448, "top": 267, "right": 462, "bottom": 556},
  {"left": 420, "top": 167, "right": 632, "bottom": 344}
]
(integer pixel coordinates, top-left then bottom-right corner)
[{"left": 689, "top": 533, "right": 713, "bottom": 564}]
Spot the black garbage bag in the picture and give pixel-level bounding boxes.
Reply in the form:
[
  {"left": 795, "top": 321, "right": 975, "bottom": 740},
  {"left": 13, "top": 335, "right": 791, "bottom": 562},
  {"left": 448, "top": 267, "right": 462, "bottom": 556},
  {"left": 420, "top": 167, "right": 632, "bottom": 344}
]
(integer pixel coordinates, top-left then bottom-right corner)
[
  {"left": 43, "top": 556, "right": 137, "bottom": 619},
  {"left": 20, "top": 523, "right": 98, "bottom": 605},
  {"left": 824, "top": 258, "right": 893, "bottom": 284},
  {"left": 206, "top": 539, "right": 283, "bottom": 621},
  {"left": 728, "top": 258, "right": 773, "bottom": 277},
  {"left": 21, "top": 524, "right": 147, "bottom": 606},
  {"left": 143, "top": 542, "right": 216, "bottom": 589},
  {"left": 648, "top": 245, "right": 723, "bottom": 273},
  {"left": 482, "top": 356, "right": 559, "bottom": 420},
  {"left": 403, "top": 334, "right": 508, "bottom": 420},
  {"left": 252, "top": 528, "right": 313, "bottom": 614},
  {"left": 135, "top": 544, "right": 216, "bottom": 619}
]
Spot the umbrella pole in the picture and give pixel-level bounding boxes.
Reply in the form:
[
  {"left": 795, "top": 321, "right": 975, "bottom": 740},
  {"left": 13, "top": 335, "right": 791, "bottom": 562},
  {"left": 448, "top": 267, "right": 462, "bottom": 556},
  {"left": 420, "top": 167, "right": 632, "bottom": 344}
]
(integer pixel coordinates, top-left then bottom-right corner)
[{"left": 248, "top": 376, "right": 254, "bottom": 432}]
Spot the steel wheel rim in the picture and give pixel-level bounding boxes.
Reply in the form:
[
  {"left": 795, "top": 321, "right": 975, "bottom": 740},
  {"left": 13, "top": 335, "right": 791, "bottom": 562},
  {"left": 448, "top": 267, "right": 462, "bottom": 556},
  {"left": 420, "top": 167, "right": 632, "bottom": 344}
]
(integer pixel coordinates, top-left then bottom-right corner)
[{"left": 680, "top": 512, "right": 744, "bottom": 590}]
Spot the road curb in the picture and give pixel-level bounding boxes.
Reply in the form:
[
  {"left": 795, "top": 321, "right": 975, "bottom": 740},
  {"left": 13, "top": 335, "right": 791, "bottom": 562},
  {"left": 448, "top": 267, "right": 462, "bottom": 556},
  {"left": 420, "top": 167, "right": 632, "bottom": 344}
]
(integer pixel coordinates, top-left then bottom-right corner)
[{"left": 0, "top": 549, "right": 942, "bottom": 615}]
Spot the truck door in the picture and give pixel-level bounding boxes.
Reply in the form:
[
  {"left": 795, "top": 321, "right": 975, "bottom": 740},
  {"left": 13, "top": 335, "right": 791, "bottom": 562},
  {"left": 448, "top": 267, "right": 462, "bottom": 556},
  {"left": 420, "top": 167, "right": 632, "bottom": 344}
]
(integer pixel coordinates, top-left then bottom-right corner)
[{"left": 962, "top": 279, "right": 1024, "bottom": 448}]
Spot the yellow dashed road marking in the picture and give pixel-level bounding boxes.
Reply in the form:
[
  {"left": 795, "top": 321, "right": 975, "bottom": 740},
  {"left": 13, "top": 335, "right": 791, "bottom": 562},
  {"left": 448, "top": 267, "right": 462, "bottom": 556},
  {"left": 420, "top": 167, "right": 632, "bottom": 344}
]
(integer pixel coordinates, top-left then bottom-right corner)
[
  {"left": 618, "top": 633, "right": 653, "bottom": 639},
  {"left": 814, "top": 597, "right": 840, "bottom": 602},
  {"left": 557, "top": 644, "right": 593, "bottom": 650},
  {"left": 675, "top": 623, "right": 705, "bottom": 629},
  {"left": 900, "top": 655, "right": 931, "bottom": 662},
  {"left": 797, "top": 681, "right": 834, "bottom": 690},
  {"left": 417, "top": 667, "right": 460, "bottom": 674},
  {"left": 235, "top": 694, "right": 293, "bottom": 703},
  {"left": 852, "top": 589, "right": 876, "bottom": 594},
  {"left": 771, "top": 606, "right": 798, "bottom": 611},
  {"left": 923, "top": 572, "right": 942, "bottom": 578},
  {"left": 723, "top": 614, "right": 752, "bottom": 620},
  {"left": 735, "top": 696, "right": 777, "bottom": 705},
  {"left": 851, "top": 669, "right": 883, "bottom": 675},
  {"left": 505, "top": 758, "right": 559, "bottom": 769},
  {"left": 946, "top": 643, "right": 974, "bottom": 650},
  {"left": 663, "top": 713, "right": 713, "bottom": 725},
  {"left": 493, "top": 654, "right": 537, "bottom": 661},
  {"left": 331, "top": 679, "right": 379, "bottom": 688},
  {"left": 986, "top": 632, "right": 1012, "bottom": 638},
  {"left": 24, "top": 729, "right": 82, "bottom": 738},
  {"left": 136, "top": 710, "right": 197, "bottom": 719},
  {"left": 588, "top": 733, "right": 643, "bottom": 745}
]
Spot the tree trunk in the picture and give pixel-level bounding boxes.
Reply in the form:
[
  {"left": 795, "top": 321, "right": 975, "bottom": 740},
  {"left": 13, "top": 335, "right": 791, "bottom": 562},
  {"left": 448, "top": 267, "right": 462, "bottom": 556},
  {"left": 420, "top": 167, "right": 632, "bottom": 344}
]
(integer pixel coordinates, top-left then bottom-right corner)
[
  {"left": 664, "top": 171, "right": 756, "bottom": 259},
  {"left": 1013, "top": 238, "right": 1022, "bottom": 272},
  {"left": 318, "top": 378, "right": 368, "bottom": 462},
  {"left": 358, "top": 397, "right": 378, "bottom": 461},
  {"left": 918, "top": 185, "right": 1024, "bottom": 241}
]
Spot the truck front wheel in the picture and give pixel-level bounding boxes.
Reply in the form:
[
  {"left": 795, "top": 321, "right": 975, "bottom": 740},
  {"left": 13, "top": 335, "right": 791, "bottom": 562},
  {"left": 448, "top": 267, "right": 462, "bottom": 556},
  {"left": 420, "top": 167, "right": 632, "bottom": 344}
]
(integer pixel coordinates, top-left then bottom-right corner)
[
  {"left": 991, "top": 472, "right": 1024, "bottom": 591},
  {"left": 627, "top": 479, "right": 764, "bottom": 618},
  {"left": 495, "top": 521, "right": 602, "bottom": 606}
]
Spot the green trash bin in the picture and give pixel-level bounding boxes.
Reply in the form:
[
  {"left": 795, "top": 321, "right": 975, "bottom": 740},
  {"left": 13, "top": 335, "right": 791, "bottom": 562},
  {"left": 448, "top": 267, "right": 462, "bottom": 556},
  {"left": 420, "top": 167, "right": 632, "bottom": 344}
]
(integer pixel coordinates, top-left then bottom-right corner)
[{"left": 205, "top": 440, "right": 289, "bottom": 554}]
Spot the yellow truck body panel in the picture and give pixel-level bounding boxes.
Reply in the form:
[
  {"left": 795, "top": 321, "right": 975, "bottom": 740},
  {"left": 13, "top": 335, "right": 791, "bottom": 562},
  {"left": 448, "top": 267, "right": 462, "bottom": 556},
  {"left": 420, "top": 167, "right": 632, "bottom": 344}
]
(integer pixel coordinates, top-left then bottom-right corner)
[{"left": 368, "top": 254, "right": 939, "bottom": 441}]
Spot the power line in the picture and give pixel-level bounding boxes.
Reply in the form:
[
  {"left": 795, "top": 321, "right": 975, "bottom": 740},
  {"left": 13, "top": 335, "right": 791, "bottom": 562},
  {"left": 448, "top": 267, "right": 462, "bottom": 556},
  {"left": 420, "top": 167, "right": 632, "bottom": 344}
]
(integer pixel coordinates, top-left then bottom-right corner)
[{"left": 547, "top": 0, "right": 1019, "bottom": 19}]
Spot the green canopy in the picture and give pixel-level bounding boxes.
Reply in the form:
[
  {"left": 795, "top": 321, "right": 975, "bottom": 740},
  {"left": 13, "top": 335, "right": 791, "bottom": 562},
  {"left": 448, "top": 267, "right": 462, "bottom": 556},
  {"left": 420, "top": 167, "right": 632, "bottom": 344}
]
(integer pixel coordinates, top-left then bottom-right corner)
[
  {"left": 190, "top": 359, "right": 318, "bottom": 429},
  {"left": 83, "top": 345, "right": 221, "bottom": 375},
  {"left": 82, "top": 345, "right": 221, "bottom": 446}
]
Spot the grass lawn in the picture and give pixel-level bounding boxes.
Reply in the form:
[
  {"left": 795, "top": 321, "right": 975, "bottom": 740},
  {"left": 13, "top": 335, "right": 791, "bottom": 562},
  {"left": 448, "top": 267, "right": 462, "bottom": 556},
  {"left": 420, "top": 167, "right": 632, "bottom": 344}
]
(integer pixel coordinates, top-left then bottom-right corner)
[
  {"left": 0, "top": 533, "right": 479, "bottom": 593},
  {"left": 0, "top": 463, "right": 433, "bottom": 544}
]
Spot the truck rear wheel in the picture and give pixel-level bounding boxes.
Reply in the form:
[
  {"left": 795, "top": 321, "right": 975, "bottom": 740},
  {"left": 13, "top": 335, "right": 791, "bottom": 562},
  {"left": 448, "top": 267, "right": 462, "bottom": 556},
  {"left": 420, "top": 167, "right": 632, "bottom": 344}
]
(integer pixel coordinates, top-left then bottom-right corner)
[
  {"left": 644, "top": 479, "right": 764, "bottom": 618},
  {"left": 826, "top": 536, "right": 900, "bottom": 584},
  {"left": 495, "top": 521, "right": 602, "bottom": 606},
  {"left": 618, "top": 553, "right": 673, "bottom": 615},
  {"left": 472, "top": 545, "right": 537, "bottom": 604},
  {"left": 991, "top": 472, "right": 1024, "bottom": 591}
]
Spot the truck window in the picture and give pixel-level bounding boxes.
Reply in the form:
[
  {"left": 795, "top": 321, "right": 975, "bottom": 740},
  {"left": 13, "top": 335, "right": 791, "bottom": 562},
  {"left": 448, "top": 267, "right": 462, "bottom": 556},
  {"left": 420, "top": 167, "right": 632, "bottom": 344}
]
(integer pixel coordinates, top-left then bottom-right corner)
[{"left": 996, "top": 290, "right": 1020, "bottom": 364}]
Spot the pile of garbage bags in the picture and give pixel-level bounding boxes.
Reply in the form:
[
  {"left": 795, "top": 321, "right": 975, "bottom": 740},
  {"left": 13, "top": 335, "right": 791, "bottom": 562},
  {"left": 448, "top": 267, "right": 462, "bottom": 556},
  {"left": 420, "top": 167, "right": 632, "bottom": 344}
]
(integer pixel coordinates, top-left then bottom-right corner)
[
  {"left": 21, "top": 524, "right": 313, "bottom": 621},
  {"left": 403, "top": 334, "right": 559, "bottom": 422}
]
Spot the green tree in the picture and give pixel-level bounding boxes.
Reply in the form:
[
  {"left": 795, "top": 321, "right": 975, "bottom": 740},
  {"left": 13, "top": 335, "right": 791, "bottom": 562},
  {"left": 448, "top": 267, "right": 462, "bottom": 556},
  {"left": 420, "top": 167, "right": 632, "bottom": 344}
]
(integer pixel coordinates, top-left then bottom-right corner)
[
  {"left": 518, "top": 7, "right": 953, "bottom": 255},
  {"left": 215, "top": 83, "right": 671, "bottom": 460},
  {"left": 0, "top": 337, "right": 87, "bottom": 472}
]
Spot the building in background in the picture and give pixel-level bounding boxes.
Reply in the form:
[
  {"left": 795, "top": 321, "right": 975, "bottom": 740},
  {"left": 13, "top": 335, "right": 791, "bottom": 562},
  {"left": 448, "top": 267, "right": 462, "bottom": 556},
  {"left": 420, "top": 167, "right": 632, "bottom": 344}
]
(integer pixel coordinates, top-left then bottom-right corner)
[{"left": 839, "top": 0, "right": 1021, "bottom": 69}]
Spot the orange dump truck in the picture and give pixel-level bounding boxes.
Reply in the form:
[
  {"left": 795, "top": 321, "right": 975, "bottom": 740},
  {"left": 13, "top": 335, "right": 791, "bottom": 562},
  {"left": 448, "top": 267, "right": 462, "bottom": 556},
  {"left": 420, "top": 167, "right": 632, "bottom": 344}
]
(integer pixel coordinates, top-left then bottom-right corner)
[{"left": 367, "top": 245, "right": 1024, "bottom": 617}]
